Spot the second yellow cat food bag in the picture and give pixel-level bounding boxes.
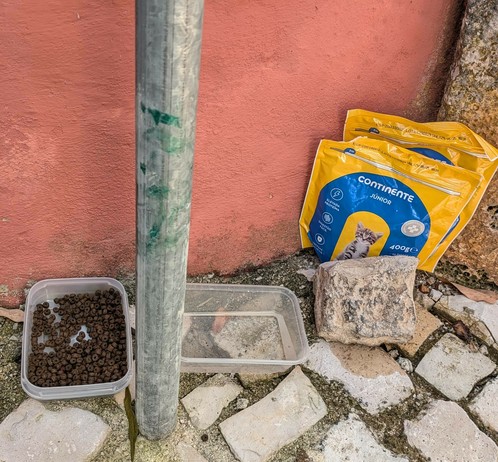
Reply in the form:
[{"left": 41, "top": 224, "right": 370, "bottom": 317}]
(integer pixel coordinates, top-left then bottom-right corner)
[
  {"left": 299, "top": 137, "right": 482, "bottom": 271},
  {"left": 343, "top": 109, "right": 498, "bottom": 267}
]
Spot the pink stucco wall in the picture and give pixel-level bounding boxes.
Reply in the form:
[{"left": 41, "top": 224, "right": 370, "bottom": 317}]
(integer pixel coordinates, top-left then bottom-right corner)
[{"left": 1, "top": 0, "right": 459, "bottom": 304}]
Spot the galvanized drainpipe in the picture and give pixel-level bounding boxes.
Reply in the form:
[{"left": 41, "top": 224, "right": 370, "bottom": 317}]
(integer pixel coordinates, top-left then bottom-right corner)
[{"left": 135, "top": 0, "right": 204, "bottom": 439}]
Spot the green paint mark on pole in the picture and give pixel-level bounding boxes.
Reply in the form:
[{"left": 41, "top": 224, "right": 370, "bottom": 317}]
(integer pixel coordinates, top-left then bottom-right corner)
[
  {"left": 165, "top": 136, "right": 183, "bottom": 153},
  {"left": 141, "top": 102, "right": 181, "bottom": 127},
  {"left": 144, "top": 127, "right": 184, "bottom": 155},
  {"left": 146, "top": 185, "right": 169, "bottom": 199},
  {"left": 146, "top": 223, "right": 161, "bottom": 250},
  {"left": 140, "top": 163, "right": 146, "bottom": 174}
]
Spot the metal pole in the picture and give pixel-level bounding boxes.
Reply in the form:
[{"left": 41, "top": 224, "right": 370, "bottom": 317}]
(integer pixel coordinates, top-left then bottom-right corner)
[{"left": 135, "top": 0, "right": 204, "bottom": 439}]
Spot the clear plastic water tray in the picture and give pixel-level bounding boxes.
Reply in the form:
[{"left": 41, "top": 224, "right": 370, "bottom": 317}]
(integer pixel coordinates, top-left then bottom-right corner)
[{"left": 181, "top": 283, "right": 309, "bottom": 373}]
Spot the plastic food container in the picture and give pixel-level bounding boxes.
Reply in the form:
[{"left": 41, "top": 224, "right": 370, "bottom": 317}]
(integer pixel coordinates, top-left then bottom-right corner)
[
  {"left": 21, "top": 278, "right": 133, "bottom": 400},
  {"left": 181, "top": 283, "right": 309, "bottom": 373}
]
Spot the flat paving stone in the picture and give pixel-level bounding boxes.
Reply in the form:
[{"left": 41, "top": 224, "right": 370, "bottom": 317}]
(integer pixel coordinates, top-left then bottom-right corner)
[
  {"left": 176, "top": 442, "right": 207, "bottom": 462},
  {"left": 469, "top": 378, "right": 498, "bottom": 433},
  {"left": 434, "top": 295, "right": 497, "bottom": 347},
  {"left": 405, "top": 400, "right": 498, "bottom": 462},
  {"left": 0, "top": 399, "right": 110, "bottom": 462},
  {"left": 415, "top": 333, "right": 495, "bottom": 400},
  {"left": 307, "top": 414, "right": 408, "bottom": 462},
  {"left": 219, "top": 367, "right": 327, "bottom": 462},
  {"left": 446, "top": 295, "right": 498, "bottom": 342},
  {"left": 181, "top": 373, "right": 242, "bottom": 430},
  {"left": 396, "top": 303, "right": 442, "bottom": 357},
  {"left": 305, "top": 340, "right": 413, "bottom": 413}
]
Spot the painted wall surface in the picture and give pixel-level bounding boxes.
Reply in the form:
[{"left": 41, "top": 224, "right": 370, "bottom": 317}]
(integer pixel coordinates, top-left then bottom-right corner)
[{"left": 1, "top": 0, "right": 459, "bottom": 304}]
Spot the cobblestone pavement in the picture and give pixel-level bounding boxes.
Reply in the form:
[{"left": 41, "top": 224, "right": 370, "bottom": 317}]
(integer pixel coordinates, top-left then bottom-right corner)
[{"left": 0, "top": 252, "right": 497, "bottom": 461}]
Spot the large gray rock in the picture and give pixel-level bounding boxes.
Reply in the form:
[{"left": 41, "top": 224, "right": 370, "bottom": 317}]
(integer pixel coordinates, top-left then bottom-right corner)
[
  {"left": 219, "top": 367, "right": 327, "bottom": 462},
  {"left": 415, "top": 333, "right": 495, "bottom": 400},
  {"left": 0, "top": 399, "right": 110, "bottom": 462},
  {"left": 438, "top": 0, "right": 498, "bottom": 283},
  {"left": 405, "top": 400, "right": 498, "bottom": 462},
  {"left": 314, "top": 256, "right": 418, "bottom": 346}
]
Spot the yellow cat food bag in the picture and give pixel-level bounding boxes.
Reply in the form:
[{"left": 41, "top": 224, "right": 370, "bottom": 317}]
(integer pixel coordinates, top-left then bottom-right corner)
[
  {"left": 343, "top": 109, "right": 498, "bottom": 268},
  {"left": 299, "top": 137, "right": 482, "bottom": 271}
]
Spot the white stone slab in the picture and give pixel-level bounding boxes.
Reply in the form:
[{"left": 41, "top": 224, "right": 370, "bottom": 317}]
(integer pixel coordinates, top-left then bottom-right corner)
[
  {"left": 219, "top": 367, "right": 327, "bottom": 462},
  {"left": 415, "top": 333, "right": 495, "bottom": 400},
  {"left": 405, "top": 400, "right": 498, "bottom": 462},
  {"left": 177, "top": 442, "right": 207, "bottom": 462},
  {"left": 305, "top": 340, "right": 413, "bottom": 413},
  {"left": 447, "top": 295, "right": 498, "bottom": 341},
  {"left": 181, "top": 374, "right": 242, "bottom": 430},
  {"left": 469, "top": 378, "right": 498, "bottom": 433},
  {"left": 310, "top": 414, "right": 408, "bottom": 462},
  {"left": 0, "top": 399, "right": 110, "bottom": 462},
  {"left": 434, "top": 295, "right": 497, "bottom": 347}
]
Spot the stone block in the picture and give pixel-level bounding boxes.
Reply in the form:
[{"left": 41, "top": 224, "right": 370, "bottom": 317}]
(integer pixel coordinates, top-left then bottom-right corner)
[
  {"left": 181, "top": 374, "right": 242, "bottom": 430},
  {"left": 308, "top": 414, "right": 408, "bottom": 462},
  {"left": 405, "top": 400, "right": 498, "bottom": 461},
  {"left": 415, "top": 333, "right": 495, "bottom": 400},
  {"left": 219, "top": 367, "right": 326, "bottom": 462},
  {"left": 177, "top": 443, "right": 207, "bottom": 462},
  {"left": 435, "top": 295, "right": 498, "bottom": 347},
  {"left": 469, "top": 378, "right": 498, "bottom": 433},
  {"left": 305, "top": 340, "right": 413, "bottom": 413},
  {"left": 313, "top": 256, "right": 417, "bottom": 346},
  {"left": 0, "top": 399, "right": 110, "bottom": 462}
]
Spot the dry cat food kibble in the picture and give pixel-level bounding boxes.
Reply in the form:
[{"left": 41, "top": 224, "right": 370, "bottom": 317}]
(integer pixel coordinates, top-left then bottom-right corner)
[{"left": 28, "top": 288, "right": 128, "bottom": 387}]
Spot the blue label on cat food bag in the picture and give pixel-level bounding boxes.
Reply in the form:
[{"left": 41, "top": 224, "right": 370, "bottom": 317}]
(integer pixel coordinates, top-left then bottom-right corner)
[{"left": 308, "top": 172, "right": 430, "bottom": 262}]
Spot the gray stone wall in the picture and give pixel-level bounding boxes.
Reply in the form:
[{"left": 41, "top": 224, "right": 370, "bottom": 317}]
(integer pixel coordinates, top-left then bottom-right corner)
[{"left": 438, "top": 0, "right": 498, "bottom": 283}]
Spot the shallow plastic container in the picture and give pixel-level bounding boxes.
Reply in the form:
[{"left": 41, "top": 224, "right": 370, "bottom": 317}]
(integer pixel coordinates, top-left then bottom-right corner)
[
  {"left": 181, "top": 283, "right": 309, "bottom": 373},
  {"left": 21, "top": 278, "right": 133, "bottom": 400}
]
